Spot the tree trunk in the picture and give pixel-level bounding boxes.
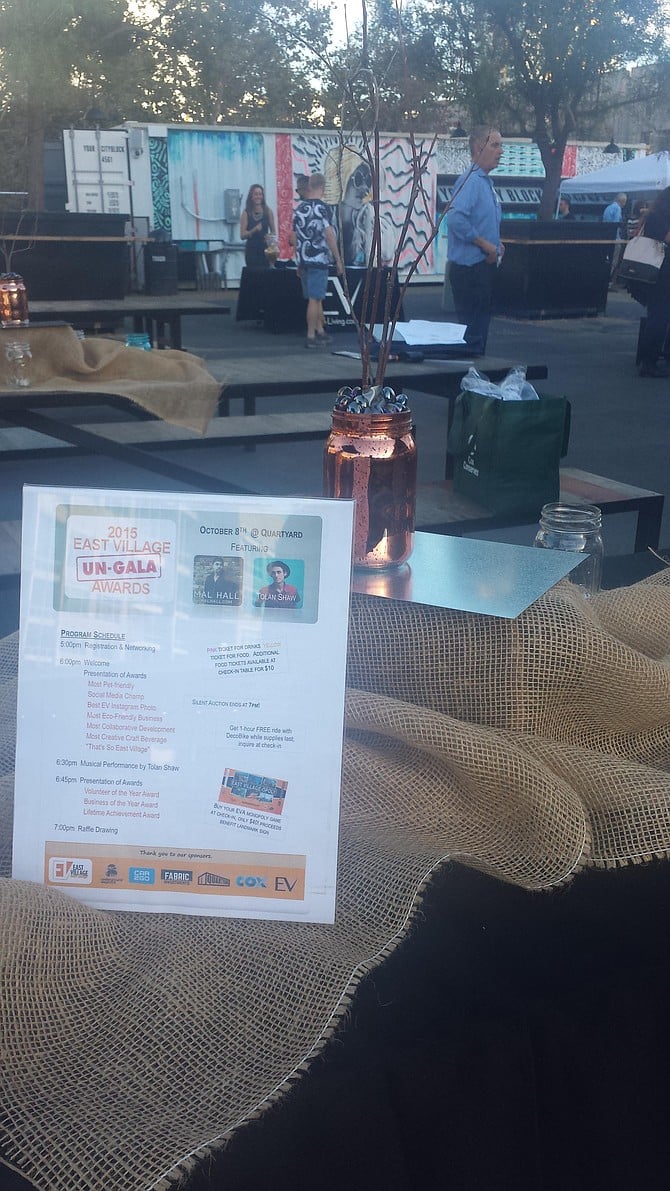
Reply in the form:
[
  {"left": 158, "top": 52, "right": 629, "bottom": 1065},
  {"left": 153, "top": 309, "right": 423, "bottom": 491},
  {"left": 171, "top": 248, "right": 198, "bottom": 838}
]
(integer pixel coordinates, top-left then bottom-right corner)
[
  {"left": 537, "top": 144, "right": 566, "bottom": 220},
  {"left": 25, "top": 107, "right": 45, "bottom": 209}
]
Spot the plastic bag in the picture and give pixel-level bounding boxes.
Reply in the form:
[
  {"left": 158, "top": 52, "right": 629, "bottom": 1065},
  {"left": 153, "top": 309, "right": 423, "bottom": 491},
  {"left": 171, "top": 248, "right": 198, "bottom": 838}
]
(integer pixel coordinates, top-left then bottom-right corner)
[{"left": 460, "top": 365, "right": 540, "bottom": 401}]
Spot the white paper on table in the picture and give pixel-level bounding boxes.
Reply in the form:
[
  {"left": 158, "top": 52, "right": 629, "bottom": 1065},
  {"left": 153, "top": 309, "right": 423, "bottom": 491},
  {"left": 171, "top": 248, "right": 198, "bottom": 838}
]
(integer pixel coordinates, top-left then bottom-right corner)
[
  {"left": 372, "top": 320, "right": 467, "bottom": 346},
  {"left": 12, "top": 487, "right": 355, "bottom": 924}
]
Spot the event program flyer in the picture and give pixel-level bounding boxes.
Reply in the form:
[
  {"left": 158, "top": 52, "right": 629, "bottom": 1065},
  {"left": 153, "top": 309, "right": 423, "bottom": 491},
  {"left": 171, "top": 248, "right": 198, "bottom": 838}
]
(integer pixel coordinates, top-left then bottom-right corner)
[{"left": 12, "top": 486, "right": 355, "bottom": 922}]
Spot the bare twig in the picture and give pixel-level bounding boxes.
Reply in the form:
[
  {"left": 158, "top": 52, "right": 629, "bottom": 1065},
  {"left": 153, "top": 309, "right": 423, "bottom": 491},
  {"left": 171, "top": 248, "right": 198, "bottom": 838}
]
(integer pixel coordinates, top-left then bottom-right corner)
[{"left": 0, "top": 197, "right": 35, "bottom": 274}]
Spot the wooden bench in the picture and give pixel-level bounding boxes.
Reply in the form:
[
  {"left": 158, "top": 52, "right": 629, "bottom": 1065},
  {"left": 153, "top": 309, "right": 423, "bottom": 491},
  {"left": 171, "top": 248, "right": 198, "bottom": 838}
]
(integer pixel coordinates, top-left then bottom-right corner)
[{"left": 416, "top": 468, "right": 665, "bottom": 552}]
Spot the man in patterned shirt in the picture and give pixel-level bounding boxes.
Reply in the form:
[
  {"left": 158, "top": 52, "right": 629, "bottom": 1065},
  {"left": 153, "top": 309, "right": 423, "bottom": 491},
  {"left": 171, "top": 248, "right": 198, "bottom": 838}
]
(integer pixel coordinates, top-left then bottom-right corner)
[{"left": 293, "top": 173, "right": 344, "bottom": 348}]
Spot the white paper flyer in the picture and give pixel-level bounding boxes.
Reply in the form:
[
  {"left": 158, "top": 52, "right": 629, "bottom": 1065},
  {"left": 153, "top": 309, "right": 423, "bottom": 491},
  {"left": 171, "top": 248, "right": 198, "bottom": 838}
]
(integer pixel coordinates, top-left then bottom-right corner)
[{"left": 12, "top": 487, "right": 354, "bottom": 923}]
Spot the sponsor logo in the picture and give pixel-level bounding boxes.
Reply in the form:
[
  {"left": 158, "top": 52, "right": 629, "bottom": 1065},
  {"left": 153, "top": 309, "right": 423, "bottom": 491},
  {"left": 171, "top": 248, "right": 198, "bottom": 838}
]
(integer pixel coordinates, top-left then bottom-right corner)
[
  {"left": 325, "top": 276, "right": 362, "bottom": 317},
  {"left": 49, "top": 857, "right": 92, "bottom": 885},
  {"left": 274, "top": 876, "right": 298, "bottom": 893},
  {"left": 235, "top": 875, "right": 267, "bottom": 889},
  {"left": 100, "top": 862, "right": 123, "bottom": 886},
  {"left": 198, "top": 872, "right": 231, "bottom": 887},
  {"left": 128, "top": 867, "right": 155, "bottom": 885},
  {"left": 161, "top": 869, "right": 193, "bottom": 884}
]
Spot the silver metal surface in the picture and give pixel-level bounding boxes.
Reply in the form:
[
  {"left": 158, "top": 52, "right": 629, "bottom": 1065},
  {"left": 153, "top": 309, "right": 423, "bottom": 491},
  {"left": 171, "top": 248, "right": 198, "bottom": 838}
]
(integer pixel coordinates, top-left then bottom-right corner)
[{"left": 351, "top": 531, "right": 582, "bottom": 618}]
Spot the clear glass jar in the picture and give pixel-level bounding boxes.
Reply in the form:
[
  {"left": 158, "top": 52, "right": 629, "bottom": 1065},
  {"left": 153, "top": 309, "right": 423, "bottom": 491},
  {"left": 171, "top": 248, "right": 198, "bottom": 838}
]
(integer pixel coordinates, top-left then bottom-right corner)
[
  {"left": 324, "top": 409, "right": 417, "bottom": 569},
  {"left": 533, "top": 502, "right": 604, "bottom": 597},
  {"left": 4, "top": 339, "right": 32, "bottom": 387}
]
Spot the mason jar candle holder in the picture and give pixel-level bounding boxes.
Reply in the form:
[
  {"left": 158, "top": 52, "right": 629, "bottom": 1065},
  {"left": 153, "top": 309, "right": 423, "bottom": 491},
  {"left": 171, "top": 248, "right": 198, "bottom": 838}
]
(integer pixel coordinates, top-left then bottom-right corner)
[
  {"left": 0, "top": 273, "right": 29, "bottom": 328},
  {"left": 324, "top": 401, "right": 417, "bottom": 570}
]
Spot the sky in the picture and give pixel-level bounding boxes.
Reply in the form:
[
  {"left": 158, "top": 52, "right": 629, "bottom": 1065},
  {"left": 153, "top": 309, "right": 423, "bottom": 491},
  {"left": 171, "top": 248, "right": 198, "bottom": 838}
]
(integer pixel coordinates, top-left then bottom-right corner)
[{"left": 325, "top": 0, "right": 353, "bottom": 46}]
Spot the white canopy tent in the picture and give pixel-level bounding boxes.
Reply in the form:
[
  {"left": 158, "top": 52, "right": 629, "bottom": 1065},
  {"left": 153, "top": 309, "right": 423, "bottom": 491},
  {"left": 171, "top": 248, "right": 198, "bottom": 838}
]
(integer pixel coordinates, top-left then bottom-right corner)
[{"left": 561, "top": 152, "right": 670, "bottom": 195}]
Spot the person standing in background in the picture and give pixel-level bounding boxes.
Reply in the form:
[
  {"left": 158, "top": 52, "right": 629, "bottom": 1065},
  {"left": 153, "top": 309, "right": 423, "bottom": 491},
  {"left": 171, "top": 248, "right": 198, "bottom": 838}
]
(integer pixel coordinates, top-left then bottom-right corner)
[
  {"left": 557, "top": 197, "right": 575, "bottom": 220},
  {"left": 240, "top": 184, "right": 276, "bottom": 270},
  {"left": 446, "top": 126, "right": 504, "bottom": 356},
  {"left": 293, "top": 173, "right": 344, "bottom": 349},
  {"left": 288, "top": 175, "right": 310, "bottom": 257},
  {"left": 629, "top": 186, "right": 670, "bottom": 378},
  {"left": 603, "top": 192, "right": 628, "bottom": 232},
  {"left": 628, "top": 199, "right": 650, "bottom": 239},
  {"left": 603, "top": 193, "right": 627, "bottom": 278}
]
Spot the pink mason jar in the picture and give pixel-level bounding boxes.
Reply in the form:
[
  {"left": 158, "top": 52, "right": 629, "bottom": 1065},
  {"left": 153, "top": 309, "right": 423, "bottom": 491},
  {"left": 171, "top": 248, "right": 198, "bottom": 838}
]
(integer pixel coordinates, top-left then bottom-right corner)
[
  {"left": 0, "top": 273, "right": 29, "bottom": 327},
  {"left": 324, "top": 408, "right": 417, "bottom": 569}
]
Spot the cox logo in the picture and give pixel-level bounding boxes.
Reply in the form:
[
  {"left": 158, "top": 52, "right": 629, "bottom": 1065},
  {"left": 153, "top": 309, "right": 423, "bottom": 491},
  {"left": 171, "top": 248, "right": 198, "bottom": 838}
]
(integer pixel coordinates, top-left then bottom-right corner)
[{"left": 235, "top": 875, "right": 267, "bottom": 889}]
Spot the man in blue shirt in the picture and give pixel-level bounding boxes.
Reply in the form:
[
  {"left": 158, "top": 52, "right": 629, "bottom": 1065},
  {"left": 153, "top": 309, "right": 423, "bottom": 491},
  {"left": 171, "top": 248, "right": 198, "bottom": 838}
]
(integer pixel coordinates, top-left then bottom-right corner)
[
  {"left": 603, "top": 193, "right": 627, "bottom": 237},
  {"left": 446, "top": 126, "right": 504, "bottom": 356},
  {"left": 602, "top": 192, "right": 627, "bottom": 279}
]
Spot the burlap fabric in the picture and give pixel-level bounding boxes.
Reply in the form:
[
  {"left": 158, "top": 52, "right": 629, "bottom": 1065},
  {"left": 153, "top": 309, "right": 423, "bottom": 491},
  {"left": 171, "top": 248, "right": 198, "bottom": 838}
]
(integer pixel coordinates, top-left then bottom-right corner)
[
  {"left": 0, "top": 324, "right": 220, "bottom": 434},
  {"left": 1, "top": 571, "right": 669, "bottom": 1190}
]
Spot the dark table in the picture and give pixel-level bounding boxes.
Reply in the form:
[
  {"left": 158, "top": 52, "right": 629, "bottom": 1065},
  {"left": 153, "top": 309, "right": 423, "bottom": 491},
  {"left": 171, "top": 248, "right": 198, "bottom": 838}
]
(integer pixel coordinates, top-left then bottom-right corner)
[
  {"left": 27, "top": 295, "right": 232, "bottom": 350},
  {"left": 5, "top": 853, "right": 669, "bottom": 1191},
  {"left": 221, "top": 355, "right": 548, "bottom": 413},
  {"left": 236, "top": 265, "right": 404, "bottom": 333},
  {"left": 494, "top": 221, "right": 616, "bottom": 319},
  {"left": 0, "top": 358, "right": 549, "bottom": 499}
]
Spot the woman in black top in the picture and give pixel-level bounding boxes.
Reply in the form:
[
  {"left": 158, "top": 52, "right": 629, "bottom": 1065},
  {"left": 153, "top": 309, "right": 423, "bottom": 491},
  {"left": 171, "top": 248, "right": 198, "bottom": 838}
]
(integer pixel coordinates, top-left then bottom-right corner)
[
  {"left": 632, "top": 186, "right": 670, "bottom": 377},
  {"left": 240, "top": 184, "right": 276, "bottom": 269}
]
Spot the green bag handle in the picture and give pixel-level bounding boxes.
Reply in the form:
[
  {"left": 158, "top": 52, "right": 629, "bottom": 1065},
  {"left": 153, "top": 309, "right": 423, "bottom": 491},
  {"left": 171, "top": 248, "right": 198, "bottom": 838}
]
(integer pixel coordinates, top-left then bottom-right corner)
[{"left": 446, "top": 392, "right": 471, "bottom": 456}]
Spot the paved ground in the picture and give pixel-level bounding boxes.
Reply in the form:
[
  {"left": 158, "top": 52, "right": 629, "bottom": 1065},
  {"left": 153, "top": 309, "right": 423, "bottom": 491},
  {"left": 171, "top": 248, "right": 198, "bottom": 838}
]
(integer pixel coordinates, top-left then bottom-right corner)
[
  {"left": 0, "top": 281, "right": 667, "bottom": 637},
  {"left": 186, "top": 282, "right": 670, "bottom": 550}
]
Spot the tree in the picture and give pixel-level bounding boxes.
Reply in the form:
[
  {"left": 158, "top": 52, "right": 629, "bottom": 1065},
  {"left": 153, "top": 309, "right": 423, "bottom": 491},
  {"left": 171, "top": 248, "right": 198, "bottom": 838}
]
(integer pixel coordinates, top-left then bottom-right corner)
[
  {"left": 144, "top": 0, "right": 331, "bottom": 126},
  {"left": 0, "top": 0, "right": 156, "bottom": 205},
  {"left": 0, "top": 0, "right": 334, "bottom": 207},
  {"left": 320, "top": 0, "right": 459, "bottom": 130},
  {"left": 444, "top": 0, "right": 670, "bottom": 216}
]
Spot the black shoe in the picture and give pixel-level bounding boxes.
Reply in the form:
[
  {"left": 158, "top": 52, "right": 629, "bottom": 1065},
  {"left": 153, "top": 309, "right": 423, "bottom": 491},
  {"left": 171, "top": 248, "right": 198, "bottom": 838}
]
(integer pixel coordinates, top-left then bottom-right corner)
[{"left": 638, "top": 362, "right": 669, "bottom": 378}]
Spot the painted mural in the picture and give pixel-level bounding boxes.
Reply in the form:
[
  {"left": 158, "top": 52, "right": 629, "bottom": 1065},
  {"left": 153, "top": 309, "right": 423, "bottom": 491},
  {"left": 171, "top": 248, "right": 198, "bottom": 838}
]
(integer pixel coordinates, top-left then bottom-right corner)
[
  {"left": 143, "top": 125, "right": 648, "bottom": 286},
  {"left": 167, "top": 128, "right": 265, "bottom": 243},
  {"left": 290, "top": 132, "right": 437, "bottom": 273},
  {"left": 149, "top": 137, "right": 171, "bottom": 234}
]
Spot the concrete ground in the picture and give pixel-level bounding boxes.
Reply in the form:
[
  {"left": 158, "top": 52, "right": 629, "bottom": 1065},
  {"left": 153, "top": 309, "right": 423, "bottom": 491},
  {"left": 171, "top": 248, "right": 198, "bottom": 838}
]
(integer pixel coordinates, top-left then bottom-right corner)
[
  {"left": 0, "top": 281, "right": 667, "bottom": 636},
  {"left": 185, "top": 281, "right": 670, "bottom": 552}
]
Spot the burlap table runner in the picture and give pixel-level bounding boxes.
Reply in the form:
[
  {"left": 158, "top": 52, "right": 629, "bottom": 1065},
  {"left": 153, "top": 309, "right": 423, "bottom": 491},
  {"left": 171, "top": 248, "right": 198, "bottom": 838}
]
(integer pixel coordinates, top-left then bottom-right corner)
[
  {"left": 1, "top": 572, "right": 669, "bottom": 1189},
  {"left": 0, "top": 325, "right": 220, "bottom": 434}
]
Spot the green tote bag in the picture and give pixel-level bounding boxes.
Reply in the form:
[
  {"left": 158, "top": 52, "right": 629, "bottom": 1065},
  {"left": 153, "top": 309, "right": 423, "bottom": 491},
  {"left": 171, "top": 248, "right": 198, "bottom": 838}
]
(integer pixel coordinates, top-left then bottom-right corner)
[{"left": 447, "top": 391, "right": 571, "bottom": 517}]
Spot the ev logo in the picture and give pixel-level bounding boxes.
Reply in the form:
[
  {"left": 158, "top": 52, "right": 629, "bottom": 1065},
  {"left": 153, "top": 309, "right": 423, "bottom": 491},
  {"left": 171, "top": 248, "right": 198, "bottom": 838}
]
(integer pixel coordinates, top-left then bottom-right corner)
[
  {"left": 274, "top": 877, "right": 298, "bottom": 893},
  {"left": 324, "top": 276, "right": 362, "bottom": 317}
]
